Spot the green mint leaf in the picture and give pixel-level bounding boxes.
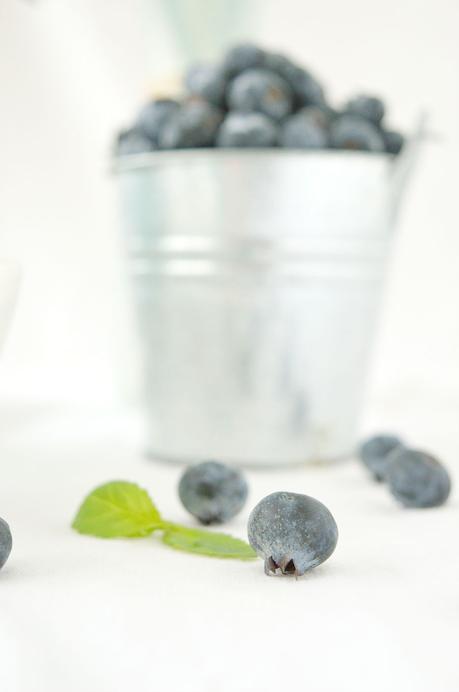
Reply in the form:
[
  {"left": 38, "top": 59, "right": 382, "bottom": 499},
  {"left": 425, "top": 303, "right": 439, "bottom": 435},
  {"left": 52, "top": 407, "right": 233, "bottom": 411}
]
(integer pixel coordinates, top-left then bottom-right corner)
[
  {"left": 162, "top": 524, "right": 257, "bottom": 560},
  {"left": 72, "top": 481, "right": 163, "bottom": 538}
]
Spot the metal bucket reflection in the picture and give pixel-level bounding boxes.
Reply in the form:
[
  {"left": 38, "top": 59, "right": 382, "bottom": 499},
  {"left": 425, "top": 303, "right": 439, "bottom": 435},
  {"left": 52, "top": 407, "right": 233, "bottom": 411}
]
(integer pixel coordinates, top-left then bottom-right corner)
[{"left": 116, "top": 149, "right": 412, "bottom": 467}]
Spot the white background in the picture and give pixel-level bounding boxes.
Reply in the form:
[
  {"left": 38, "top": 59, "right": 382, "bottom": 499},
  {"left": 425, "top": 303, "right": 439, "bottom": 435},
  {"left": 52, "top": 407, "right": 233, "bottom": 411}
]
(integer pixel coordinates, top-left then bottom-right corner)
[{"left": 0, "top": 3, "right": 458, "bottom": 692}]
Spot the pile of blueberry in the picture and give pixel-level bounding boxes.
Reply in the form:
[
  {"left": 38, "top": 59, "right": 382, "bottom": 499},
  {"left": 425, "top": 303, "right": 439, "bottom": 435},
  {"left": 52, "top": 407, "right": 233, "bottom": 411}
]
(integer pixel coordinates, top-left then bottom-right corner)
[
  {"left": 178, "top": 461, "right": 338, "bottom": 577},
  {"left": 0, "top": 517, "right": 12, "bottom": 572},
  {"left": 116, "top": 42, "right": 404, "bottom": 157},
  {"left": 178, "top": 437, "right": 451, "bottom": 578},
  {"left": 359, "top": 434, "right": 451, "bottom": 508}
]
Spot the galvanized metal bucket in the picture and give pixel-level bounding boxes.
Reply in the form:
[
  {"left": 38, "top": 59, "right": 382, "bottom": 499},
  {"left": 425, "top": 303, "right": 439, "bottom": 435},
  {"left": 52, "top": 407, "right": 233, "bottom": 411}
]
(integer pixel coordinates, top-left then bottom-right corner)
[{"left": 116, "top": 144, "right": 418, "bottom": 467}]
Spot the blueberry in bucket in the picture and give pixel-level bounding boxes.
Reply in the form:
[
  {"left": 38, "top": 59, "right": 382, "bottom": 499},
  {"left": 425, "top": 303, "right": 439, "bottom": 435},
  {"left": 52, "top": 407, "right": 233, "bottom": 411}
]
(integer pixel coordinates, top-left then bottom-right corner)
[
  {"left": 217, "top": 112, "right": 278, "bottom": 147},
  {"left": 179, "top": 461, "right": 248, "bottom": 525},
  {"left": 330, "top": 114, "right": 385, "bottom": 152},
  {"left": 280, "top": 106, "right": 330, "bottom": 148},
  {"left": 345, "top": 94, "right": 385, "bottom": 125},
  {"left": 227, "top": 68, "right": 294, "bottom": 122},
  {"left": 248, "top": 492, "right": 338, "bottom": 576},
  {"left": 158, "top": 100, "right": 223, "bottom": 149},
  {"left": 185, "top": 64, "right": 227, "bottom": 108}
]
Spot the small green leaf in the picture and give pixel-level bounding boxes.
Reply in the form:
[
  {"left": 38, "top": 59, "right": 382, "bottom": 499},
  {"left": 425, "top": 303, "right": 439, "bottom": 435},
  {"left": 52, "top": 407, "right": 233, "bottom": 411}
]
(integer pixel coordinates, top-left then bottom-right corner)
[
  {"left": 162, "top": 524, "right": 257, "bottom": 560},
  {"left": 72, "top": 481, "right": 163, "bottom": 538}
]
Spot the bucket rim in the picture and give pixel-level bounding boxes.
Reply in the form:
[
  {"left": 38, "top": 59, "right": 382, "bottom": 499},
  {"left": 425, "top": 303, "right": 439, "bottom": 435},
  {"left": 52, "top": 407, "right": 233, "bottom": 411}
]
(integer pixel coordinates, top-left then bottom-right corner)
[{"left": 112, "top": 147, "right": 394, "bottom": 174}]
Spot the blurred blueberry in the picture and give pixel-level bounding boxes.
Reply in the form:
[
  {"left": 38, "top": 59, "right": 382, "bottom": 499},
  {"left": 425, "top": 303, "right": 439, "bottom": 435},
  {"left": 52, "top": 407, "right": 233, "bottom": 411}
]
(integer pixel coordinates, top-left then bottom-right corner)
[
  {"left": 158, "top": 100, "right": 223, "bottom": 149},
  {"left": 264, "top": 53, "right": 326, "bottom": 107},
  {"left": 116, "top": 128, "right": 156, "bottom": 156},
  {"left": 359, "top": 434, "right": 404, "bottom": 481},
  {"left": 330, "top": 114, "right": 385, "bottom": 152},
  {"left": 383, "top": 129, "right": 405, "bottom": 155},
  {"left": 222, "top": 43, "right": 266, "bottom": 77},
  {"left": 217, "top": 112, "right": 278, "bottom": 147},
  {"left": 227, "top": 68, "right": 293, "bottom": 122},
  {"left": 136, "top": 98, "right": 180, "bottom": 143},
  {"left": 179, "top": 461, "right": 248, "bottom": 525},
  {"left": 387, "top": 448, "right": 451, "bottom": 508},
  {"left": 0, "top": 518, "right": 12, "bottom": 571},
  {"left": 280, "top": 106, "right": 330, "bottom": 148},
  {"left": 345, "top": 94, "right": 385, "bottom": 125},
  {"left": 248, "top": 492, "right": 338, "bottom": 577},
  {"left": 185, "top": 63, "right": 227, "bottom": 108}
]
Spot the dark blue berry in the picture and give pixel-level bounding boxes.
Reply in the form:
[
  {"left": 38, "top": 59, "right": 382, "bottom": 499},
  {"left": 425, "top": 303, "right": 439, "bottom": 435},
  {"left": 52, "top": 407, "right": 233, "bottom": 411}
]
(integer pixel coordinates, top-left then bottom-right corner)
[
  {"left": 386, "top": 449, "right": 451, "bottom": 508},
  {"left": 158, "top": 100, "right": 223, "bottom": 149},
  {"left": 222, "top": 43, "right": 266, "bottom": 77},
  {"left": 0, "top": 518, "right": 12, "bottom": 570},
  {"left": 383, "top": 129, "right": 404, "bottom": 155},
  {"left": 227, "top": 68, "right": 293, "bottom": 122},
  {"left": 346, "top": 94, "right": 385, "bottom": 125},
  {"left": 179, "top": 461, "right": 248, "bottom": 525},
  {"left": 330, "top": 114, "right": 385, "bottom": 152},
  {"left": 136, "top": 99, "right": 179, "bottom": 143},
  {"left": 280, "top": 106, "right": 330, "bottom": 148},
  {"left": 116, "top": 128, "right": 156, "bottom": 156},
  {"left": 248, "top": 492, "right": 338, "bottom": 577},
  {"left": 359, "top": 434, "right": 404, "bottom": 481},
  {"left": 264, "top": 53, "right": 325, "bottom": 108},
  {"left": 216, "top": 112, "right": 278, "bottom": 147},
  {"left": 185, "top": 64, "right": 227, "bottom": 108}
]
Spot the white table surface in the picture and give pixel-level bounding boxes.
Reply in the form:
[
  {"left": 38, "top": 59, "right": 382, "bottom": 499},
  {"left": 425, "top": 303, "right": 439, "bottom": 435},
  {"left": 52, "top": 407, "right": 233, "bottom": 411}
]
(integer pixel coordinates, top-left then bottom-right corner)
[{"left": 0, "top": 403, "right": 458, "bottom": 692}]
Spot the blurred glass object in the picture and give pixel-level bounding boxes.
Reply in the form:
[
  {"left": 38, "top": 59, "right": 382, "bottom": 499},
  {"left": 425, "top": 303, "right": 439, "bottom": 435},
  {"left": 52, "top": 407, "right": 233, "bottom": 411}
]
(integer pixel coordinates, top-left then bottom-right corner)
[
  {"left": 0, "top": 261, "right": 20, "bottom": 352},
  {"left": 154, "top": 0, "right": 257, "bottom": 62}
]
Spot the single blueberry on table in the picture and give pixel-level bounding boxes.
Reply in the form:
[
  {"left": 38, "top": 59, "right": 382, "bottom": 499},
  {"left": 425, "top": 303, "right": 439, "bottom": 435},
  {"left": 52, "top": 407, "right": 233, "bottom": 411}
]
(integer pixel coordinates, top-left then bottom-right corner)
[
  {"left": 136, "top": 98, "right": 180, "bottom": 143},
  {"left": 248, "top": 492, "right": 338, "bottom": 577},
  {"left": 158, "top": 100, "right": 223, "bottom": 149},
  {"left": 116, "top": 128, "right": 156, "bottom": 156},
  {"left": 345, "top": 94, "right": 385, "bottom": 125},
  {"left": 178, "top": 461, "right": 248, "bottom": 525},
  {"left": 222, "top": 43, "right": 266, "bottom": 77},
  {"left": 185, "top": 63, "right": 227, "bottom": 108},
  {"left": 280, "top": 106, "right": 330, "bottom": 149},
  {"left": 216, "top": 112, "right": 278, "bottom": 148},
  {"left": 330, "top": 114, "right": 385, "bottom": 152},
  {"left": 383, "top": 129, "right": 405, "bottom": 155},
  {"left": 0, "top": 518, "right": 12, "bottom": 571},
  {"left": 359, "top": 434, "right": 404, "bottom": 481},
  {"left": 227, "top": 68, "right": 293, "bottom": 122},
  {"left": 386, "top": 448, "right": 451, "bottom": 508}
]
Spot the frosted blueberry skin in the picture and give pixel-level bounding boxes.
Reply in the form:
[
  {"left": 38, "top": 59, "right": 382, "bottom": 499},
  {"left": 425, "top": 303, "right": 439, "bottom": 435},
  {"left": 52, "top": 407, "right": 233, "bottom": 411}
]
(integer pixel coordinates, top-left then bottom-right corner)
[
  {"left": 359, "top": 434, "right": 404, "bottom": 481},
  {"left": 0, "top": 518, "right": 12, "bottom": 571},
  {"left": 116, "top": 128, "right": 156, "bottom": 156},
  {"left": 330, "top": 114, "right": 385, "bottom": 152},
  {"left": 178, "top": 461, "right": 248, "bottom": 525},
  {"left": 158, "top": 100, "right": 223, "bottom": 149},
  {"left": 280, "top": 106, "right": 330, "bottom": 148},
  {"left": 248, "top": 492, "right": 338, "bottom": 577},
  {"left": 217, "top": 112, "right": 278, "bottom": 148},
  {"left": 185, "top": 64, "right": 227, "bottom": 108},
  {"left": 222, "top": 43, "right": 266, "bottom": 78},
  {"left": 227, "top": 68, "right": 293, "bottom": 122},
  {"left": 387, "top": 449, "right": 451, "bottom": 508},
  {"left": 136, "top": 99, "right": 180, "bottom": 143},
  {"left": 345, "top": 94, "right": 385, "bottom": 125}
]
